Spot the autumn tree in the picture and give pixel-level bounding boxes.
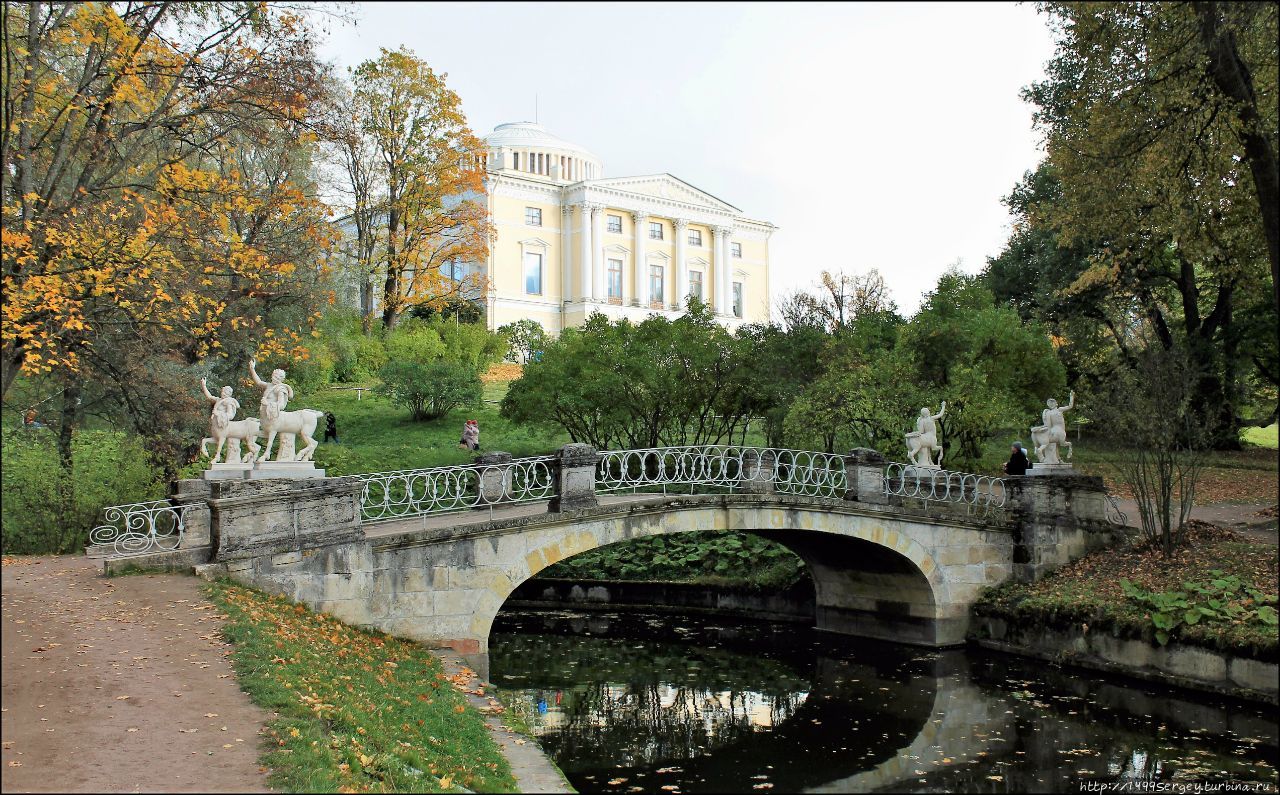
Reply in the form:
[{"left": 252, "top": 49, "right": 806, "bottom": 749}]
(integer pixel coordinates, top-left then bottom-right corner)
[
  {"left": 346, "top": 47, "right": 491, "bottom": 331},
  {"left": 2, "top": 0, "right": 338, "bottom": 512},
  {"left": 775, "top": 269, "right": 895, "bottom": 333}
]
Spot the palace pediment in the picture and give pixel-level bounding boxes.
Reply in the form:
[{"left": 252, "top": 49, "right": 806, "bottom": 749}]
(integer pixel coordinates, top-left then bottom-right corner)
[{"left": 590, "top": 173, "right": 740, "bottom": 214}]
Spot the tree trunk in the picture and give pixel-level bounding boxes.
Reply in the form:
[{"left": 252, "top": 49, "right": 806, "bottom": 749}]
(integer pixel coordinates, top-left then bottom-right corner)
[
  {"left": 1, "top": 345, "right": 24, "bottom": 401},
  {"left": 56, "top": 382, "right": 80, "bottom": 552},
  {"left": 1194, "top": 2, "right": 1280, "bottom": 315}
]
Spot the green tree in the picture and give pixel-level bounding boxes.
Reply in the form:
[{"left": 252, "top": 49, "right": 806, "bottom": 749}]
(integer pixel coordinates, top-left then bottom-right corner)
[
  {"left": 1028, "top": 1, "right": 1277, "bottom": 315},
  {"left": 902, "top": 269, "right": 1066, "bottom": 466},
  {"left": 502, "top": 301, "right": 751, "bottom": 450},
  {"left": 498, "top": 319, "right": 549, "bottom": 364},
  {"left": 1017, "top": 3, "right": 1278, "bottom": 443}
]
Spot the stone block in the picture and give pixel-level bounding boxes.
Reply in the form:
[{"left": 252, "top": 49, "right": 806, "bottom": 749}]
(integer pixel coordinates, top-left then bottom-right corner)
[
  {"left": 548, "top": 444, "right": 599, "bottom": 512},
  {"left": 1228, "top": 657, "right": 1279, "bottom": 693},
  {"left": 1164, "top": 645, "right": 1228, "bottom": 682},
  {"left": 396, "top": 591, "right": 435, "bottom": 618},
  {"left": 434, "top": 589, "right": 482, "bottom": 616},
  {"left": 272, "top": 551, "right": 302, "bottom": 567}
]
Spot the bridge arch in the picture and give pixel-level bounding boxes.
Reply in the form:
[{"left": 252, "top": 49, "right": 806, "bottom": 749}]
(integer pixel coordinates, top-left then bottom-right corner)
[{"left": 426, "top": 498, "right": 987, "bottom": 655}]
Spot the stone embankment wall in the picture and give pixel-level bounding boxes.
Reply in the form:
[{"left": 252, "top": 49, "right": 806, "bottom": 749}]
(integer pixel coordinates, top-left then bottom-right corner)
[
  {"left": 504, "top": 577, "right": 816, "bottom": 623},
  {"left": 970, "top": 616, "right": 1278, "bottom": 705}
]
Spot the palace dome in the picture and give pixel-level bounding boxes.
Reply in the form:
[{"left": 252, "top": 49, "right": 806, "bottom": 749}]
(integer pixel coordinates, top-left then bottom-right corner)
[{"left": 483, "top": 122, "right": 602, "bottom": 181}]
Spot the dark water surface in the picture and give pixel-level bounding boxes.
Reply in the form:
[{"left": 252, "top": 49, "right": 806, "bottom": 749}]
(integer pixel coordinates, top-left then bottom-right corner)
[{"left": 489, "top": 609, "right": 1278, "bottom": 794}]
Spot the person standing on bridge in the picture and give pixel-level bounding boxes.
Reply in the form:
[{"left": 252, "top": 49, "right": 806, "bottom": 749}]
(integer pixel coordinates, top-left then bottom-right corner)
[{"left": 1003, "top": 442, "right": 1030, "bottom": 476}]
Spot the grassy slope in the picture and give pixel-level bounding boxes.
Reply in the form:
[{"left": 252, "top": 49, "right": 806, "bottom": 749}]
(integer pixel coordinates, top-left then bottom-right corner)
[
  {"left": 207, "top": 579, "right": 518, "bottom": 793},
  {"left": 974, "top": 523, "right": 1279, "bottom": 659},
  {"left": 303, "top": 381, "right": 570, "bottom": 477}
]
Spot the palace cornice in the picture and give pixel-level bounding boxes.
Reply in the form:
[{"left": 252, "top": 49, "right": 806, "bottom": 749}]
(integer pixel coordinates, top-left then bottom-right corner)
[{"left": 489, "top": 173, "right": 777, "bottom": 234}]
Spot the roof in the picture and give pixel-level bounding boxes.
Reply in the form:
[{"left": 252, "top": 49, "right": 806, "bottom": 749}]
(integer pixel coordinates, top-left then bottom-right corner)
[{"left": 483, "top": 122, "right": 598, "bottom": 158}]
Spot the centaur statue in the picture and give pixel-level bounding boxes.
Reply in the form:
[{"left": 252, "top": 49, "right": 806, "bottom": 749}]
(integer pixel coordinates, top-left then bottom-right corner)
[
  {"left": 249, "top": 360, "right": 324, "bottom": 463},
  {"left": 199, "top": 378, "right": 261, "bottom": 464}
]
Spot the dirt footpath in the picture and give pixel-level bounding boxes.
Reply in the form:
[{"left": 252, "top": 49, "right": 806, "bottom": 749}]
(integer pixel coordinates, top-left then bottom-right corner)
[{"left": 1, "top": 555, "right": 272, "bottom": 793}]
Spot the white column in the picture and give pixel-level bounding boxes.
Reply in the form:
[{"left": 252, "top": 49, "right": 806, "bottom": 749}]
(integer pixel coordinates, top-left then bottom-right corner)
[
  {"left": 712, "top": 226, "right": 731, "bottom": 315},
  {"left": 632, "top": 210, "right": 649, "bottom": 308},
  {"left": 560, "top": 204, "right": 573, "bottom": 309},
  {"left": 591, "top": 204, "right": 606, "bottom": 301},
  {"left": 578, "top": 203, "right": 592, "bottom": 302},
  {"left": 673, "top": 219, "right": 688, "bottom": 309}
]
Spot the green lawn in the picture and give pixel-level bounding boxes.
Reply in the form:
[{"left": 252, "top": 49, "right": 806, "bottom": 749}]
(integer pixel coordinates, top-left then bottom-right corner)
[
  {"left": 1243, "top": 423, "right": 1278, "bottom": 449},
  {"left": 302, "top": 381, "right": 570, "bottom": 476}
]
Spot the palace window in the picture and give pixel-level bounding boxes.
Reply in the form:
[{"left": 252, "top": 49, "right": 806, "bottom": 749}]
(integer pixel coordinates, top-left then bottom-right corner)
[
  {"left": 689, "top": 270, "right": 703, "bottom": 301},
  {"left": 525, "top": 207, "right": 542, "bottom": 226},
  {"left": 688, "top": 229, "right": 702, "bottom": 246},
  {"left": 731, "top": 242, "right": 742, "bottom": 258},
  {"left": 607, "top": 214, "right": 622, "bottom": 234},
  {"left": 649, "top": 221, "right": 663, "bottom": 240},
  {"left": 650, "top": 264, "right": 664, "bottom": 306},
  {"left": 732, "top": 281, "right": 743, "bottom": 317},
  {"left": 607, "top": 259, "right": 623, "bottom": 303},
  {"left": 524, "top": 251, "right": 543, "bottom": 295}
]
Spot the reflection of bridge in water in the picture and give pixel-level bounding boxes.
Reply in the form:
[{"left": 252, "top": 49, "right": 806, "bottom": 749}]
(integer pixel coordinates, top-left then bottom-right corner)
[
  {"left": 491, "top": 611, "right": 1007, "bottom": 793},
  {"left": 493, "top": 612, "right": 1280, "bottom": 793},
  {"left": 93, "top": 444, "right": 1124, "bottom": 662}
]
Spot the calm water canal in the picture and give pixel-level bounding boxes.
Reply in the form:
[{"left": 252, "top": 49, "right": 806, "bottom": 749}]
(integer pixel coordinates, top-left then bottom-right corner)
[{"left": 490, "top": 609, "right": 1278, "bottom": 794}]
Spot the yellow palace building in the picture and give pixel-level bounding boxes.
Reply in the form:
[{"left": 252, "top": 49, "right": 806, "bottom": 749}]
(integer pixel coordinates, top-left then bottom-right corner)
[{"left": 477, "top": 122, "right": 775, "bottom": 333}]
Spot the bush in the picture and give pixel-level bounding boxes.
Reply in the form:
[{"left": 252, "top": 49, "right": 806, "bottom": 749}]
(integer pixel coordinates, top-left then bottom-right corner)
[
  {"left": 384, "top": 320, "right": 446, "bottom": 365},
  {"left": 377, "top": 361, "right": 482, "bottom": 421},
  {"left": 254, "top": 346, "right": 335, "bottom": 399},
  {"left": 2, "top": 427, "right": 163, "bottom": 554},
  {"left": 329, "top": 333, "right": 388, "bottom": 383},
  {"left": 429, "top": 317, "right": 507, "bottom": 372}
]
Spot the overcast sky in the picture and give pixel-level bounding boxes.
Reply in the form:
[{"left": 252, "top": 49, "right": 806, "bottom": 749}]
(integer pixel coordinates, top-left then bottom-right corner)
[{"left": 312, "top": 2, "right": 1059, "bottom": 315}]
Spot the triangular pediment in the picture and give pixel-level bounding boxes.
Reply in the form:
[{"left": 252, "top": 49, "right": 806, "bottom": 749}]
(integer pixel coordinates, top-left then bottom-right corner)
[{"left": 591, "top": 173, "right": 740, "bottom": 213}]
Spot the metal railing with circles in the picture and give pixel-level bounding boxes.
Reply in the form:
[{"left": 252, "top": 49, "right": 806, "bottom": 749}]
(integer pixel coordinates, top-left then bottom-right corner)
[
  {"left": 88, "top": 500, "right": 191, "bottom": 558},
  {"left": 881, "top": 461, "right": 1007, "bottom": 514},
  {"left": 356, "top": 455, "right": 557, "bottom": 523},
  {"left": 595, "top": 445, "right": 848, "bottom": 499}
]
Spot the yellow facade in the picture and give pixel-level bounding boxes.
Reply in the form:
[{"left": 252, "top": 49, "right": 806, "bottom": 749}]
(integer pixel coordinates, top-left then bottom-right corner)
[{"left": 478, "top": 122, "right": 775, "bottom": 334}]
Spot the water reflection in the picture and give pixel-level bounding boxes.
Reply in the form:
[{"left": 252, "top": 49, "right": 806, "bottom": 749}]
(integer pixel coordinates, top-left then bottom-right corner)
[{"left": 490, "top": 610, "right": 1278, "bottom": 794}]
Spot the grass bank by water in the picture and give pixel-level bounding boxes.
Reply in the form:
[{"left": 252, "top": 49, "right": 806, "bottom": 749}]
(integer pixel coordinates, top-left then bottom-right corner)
[
  {"left": 975, "top": 523, "right": 1279, "bottom": 660},
  {"left": 206, "top": 580, "right": 518, "bottom": 793}
]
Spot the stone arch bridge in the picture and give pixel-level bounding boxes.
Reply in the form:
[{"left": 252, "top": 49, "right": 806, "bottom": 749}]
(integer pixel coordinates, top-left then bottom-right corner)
[{"left": 92, "top": 445, "right": 1124, "bottom": 658}]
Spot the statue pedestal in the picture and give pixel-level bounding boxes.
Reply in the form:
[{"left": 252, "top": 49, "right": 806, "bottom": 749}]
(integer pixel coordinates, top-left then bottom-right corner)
[
  {"left": 1026, "top": 463, "right": 1075, "bottom": 477},
  {"left": 900, "top": 464, "right": 943, "bottom": 480},
  {"left": 249, "top": 461, "right": 326, "bottom": 480},
  {"left": 203, "top": 463, "right": 254, "bottom": 481}
]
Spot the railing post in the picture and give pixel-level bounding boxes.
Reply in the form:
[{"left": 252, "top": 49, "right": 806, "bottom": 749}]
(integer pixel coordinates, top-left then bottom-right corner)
[
  {"left": 1005, "top": 473, "right": 1119, "bottom": 582},
  {"left": 844, "top": 447, "right": 888, "bottom": 505},
  {"left": 169, "top": 479, "right": 213, "bottom": 548},
  {"left": 548, "top": 444, "right": 599, "bottom": 512},
  {"left": 474, "top": 451, "right": 513, "bottom": 505},
  {"left": 739, "top": 449, "right": 776, "bottom": 494}
]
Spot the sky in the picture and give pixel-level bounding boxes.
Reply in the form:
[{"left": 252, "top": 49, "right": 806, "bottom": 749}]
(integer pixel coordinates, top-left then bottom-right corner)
[{"left": 311, "top": 2, "right": 1060, "bottom": 315}]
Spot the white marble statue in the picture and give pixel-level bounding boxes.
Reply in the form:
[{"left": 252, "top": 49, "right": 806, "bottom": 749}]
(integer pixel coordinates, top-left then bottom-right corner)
[
  {"left": 904, "top": 401, "right": 946, "bottom": 468},
  {"left": 199, "top": 378, "right": 261, "bottom": 464},
  {"left": 249, "top": 359, "right": 324, "bottom": 462},
  {"left": 1030, "top": 391, "right": 1075, "bottom": 464}
]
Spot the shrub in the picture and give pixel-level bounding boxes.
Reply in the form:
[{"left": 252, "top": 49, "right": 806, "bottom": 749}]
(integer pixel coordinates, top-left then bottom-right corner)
[
  {"left": 2, "top": 427, "right": 162, "bottom": 554},
  {"left": 329, "top": 333, "right": 388, "bottom": 383},
  {"left": 384, "top": 320, "right": 446, "bottom": 365},
  {"left": 430, "top": 318, "right": 507, "bottom": 372},
  {"left": 377, "top": 361, "right": 482, "bottom": 421}
]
